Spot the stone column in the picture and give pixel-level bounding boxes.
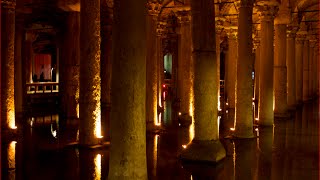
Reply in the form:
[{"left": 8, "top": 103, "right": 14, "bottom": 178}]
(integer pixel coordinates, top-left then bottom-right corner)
[
  {"left": 1, "top": 0, "right": 16, "bottom": 129},
  {"left": 257, "top": 1, "right": 278, "bottom": 126},
  {"left": 156, "top": 21, "right": 165, "bottom": 110},
  {"left": 79, "top": 0, "right": 101, "bottom": 145},
  {"left": 180, "top": 0, "right": 226, "bottom": 163},
  {"left": 61, "top": 12, "right": 80, "bottom": 120},
  {"left": 295, "top": 32, "right": 306, "bottom": 104},
  {"left": 100, "top": 0, "right": 113, "bottom": 140},
  {"left": 286, "top": 27, "right": 296, "bottom": 109},
  {"left": 177, "top": 10, "right": 192, "bottom": 117},
  {"left": 225, "top": 27, "right": 237, "bottom": 109},
  {"left": 234, "top": 0, "right": 254, "bottom": 137},
  {"left": 215, "top": 17, "right": 225, "bottom": 111},
  {"left": 108, "top": 0, "right": 147, "bottom": 178},
  {"left": 308, "top": 38, "right": 314, "bottom": 98},
  {"left": 274, "top": 22, "right": 288, "bottom": 117},
  {"left": 253, "top": 33, "right": 260, "bottom": 112},
  {"left": 313, "top": 42, "right": 319, "bottom": 97},
  {"left": 302, "top": 38, "right": 309, "bottom": 101},
  {"left": 146, "top": 1, "right": 161, "bottom": 130}
]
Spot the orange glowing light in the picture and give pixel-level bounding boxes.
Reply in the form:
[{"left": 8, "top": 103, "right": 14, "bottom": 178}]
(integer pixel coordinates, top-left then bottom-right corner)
[{"left": 230, "top": 127, "right": 235, "bottom": 131}]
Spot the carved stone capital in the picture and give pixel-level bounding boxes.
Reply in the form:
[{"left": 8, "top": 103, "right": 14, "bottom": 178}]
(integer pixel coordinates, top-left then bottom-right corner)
[
  {"left": 146, "top": 1, "right": 161, "bottom": 16},
  {"left": 286, "top": 24, "right": 298, "bottom": 38},
  {"left": 215, "top": 16, "right": 225, "bottom": 34},
  {"left": 256, "top": 1, "right": 279, "bottom": 21},
  {"left": 225, "top": 26, "right": 238, "bottom": 40},
  {"left": 1, "top": 0, "right": 16, "bottom": 9},
  {"left": 235, "top": 0, "right": 254, "bottom": 8},
  {"left": 177, "top": 10, "right": 191, "bottom": 24},
  {"left": 156, "top": 21, "right": 166, "bottom": 37},
  {"left": 296, "top": 31, "right": 307, "bottom": 44}
]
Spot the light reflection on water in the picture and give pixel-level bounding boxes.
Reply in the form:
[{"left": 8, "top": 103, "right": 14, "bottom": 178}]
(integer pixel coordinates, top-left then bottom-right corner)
[
  {"left": 8, "top": 141, "right": 16, "bottom": 180},
  {"left": 94, "top": 154, "right": 102, "bottom": 180}
]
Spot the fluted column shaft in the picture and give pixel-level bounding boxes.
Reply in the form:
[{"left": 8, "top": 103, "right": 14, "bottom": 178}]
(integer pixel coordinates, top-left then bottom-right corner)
[
  {"left": 302, "top": 38, "right": 309, "bottom": 101},
  {"left": 79, "top": 0, "right": 101, "bottom": 145},
  {"left": 257, "top": 2, "right": 278, "bottom": 126},
  {"left": 177, "top": 11, "right": 192, "bottom": 116},
  {"left": 1, "top": 0, "right": 16, "bottom": 129},
  {"left": 109, "top": 0, "right": 147, "bottom": 178},
  {"left": 274, "top": 24, "right": 288, "bottom": 116},
  {"left": 235, "top": 0, "right": 254, "bottom": 137},
  {"left": 180, "top": 0, "right": 226, "bottom": 163},
  {"left": 295, "top": 33, "right": 305, "bottom": 104},
  {"left": 225, "top": 28, "right": 237, "bottom": 109},
  {"left": 146, "top": 2, "right": 161, "bottom": 129},
  {"left": 61, "top": 12, "right": 80, "bottom": 119},
  {"left": 286, "top": 29, "right": 296, "bottom": 108}
]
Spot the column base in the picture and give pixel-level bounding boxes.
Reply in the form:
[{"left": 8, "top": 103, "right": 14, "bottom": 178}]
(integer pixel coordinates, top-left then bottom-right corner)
[
  {"left": 233, "top": 130, "right": 255, "bottom": 139},
  {"left": 146, "top": 122, "right": 164, "bottom": 133},
  {"left": 274, "top": 112, "right": 291, "bottom": 119},
  {"left": 180, "top": 140, "right": 226, "bottom": 163},
  {"left": 258, "top": 119, "right": 273, "bottom": 126}
]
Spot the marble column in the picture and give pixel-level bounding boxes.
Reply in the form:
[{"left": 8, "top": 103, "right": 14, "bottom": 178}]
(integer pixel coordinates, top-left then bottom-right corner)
[
  {"left": 257, "top": 1, "right": 278, "bottom": 126},
  {"left": 295, "top": 32, "right": 306, "bottom": 104},
  {"left": 215, "top": 17, "right": 224, "bottom": 111},
  {"left": 286, "top": 27, "right": 296, "bottom": 109},
  {"left": 225, "top": 27, "right": 238, "bottom": 109},
  {"left": 157, "top": 21, "right": 165, "bottom": 110},
  {"left": 79, "top": 0, "right": 101, "bottom": 145},
  {"left": 180, "top": 0, "right": 226, "bottom": 163},
  {"left": 302, "top": 38, "right": 309, "bottom": 101},
  {"left": 234, "top": 0, "right": 254, "bottom": 137},
  {"left": 61, "top": 12, "right": 80, "bottom": 119},
  {"left": 177, "top": 10, "right": 192, "bottom": 117},
  {"left": 146, "top": 1, "right": 161, "bottom": 130},
  {"left": 1, "top": 0, "right": 16, "bottom": 129},
  {"left": 100, "top": 0, "right": 113, "bottom": 140},
  {"left": 274, "top": 23, "right": 288, "bottom": 117},
  {"left": 253, "top": 33, "right": 260, "bottom": 113},
  {"left": 108, "top": 0, "right": 147, "bottom": 179}
]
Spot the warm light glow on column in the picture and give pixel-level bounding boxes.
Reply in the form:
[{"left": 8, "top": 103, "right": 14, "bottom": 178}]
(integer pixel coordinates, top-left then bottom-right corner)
[
  {"left": 94, "top": 101, "right": 102, "bottom": 138},
  {"left": 153, "top": 93, "right": 158, "bottom": 126},
  {"left": 153, "top": 135, "right": 159, "bottom": 176},
  {"left": 8, "top": 110, "right": 16, "bottom": 129},
  {"left": 8, "top": 141, "right": 16, "bottom": 180},
  {"left": 94, "top": 154, "right": 102, "bottom": 180},
  {"left": 188, "top": 86, "right": 194, "bottom": 142}
]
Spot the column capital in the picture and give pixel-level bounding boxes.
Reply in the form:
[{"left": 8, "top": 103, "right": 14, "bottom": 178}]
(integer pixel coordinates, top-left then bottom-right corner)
[
  {"left": 286, "top": 24, "right": 298, "bottom": 38},
  {"left": 156, "top": 21, "right": 166, "bottom": 37},
  {"left": 146, "top": 1, "right": 162, "bottom": 16},
  {"left": 235, "top": 0, "right": 254, "bottom": 8},
  {"left": 215, "top": 16, "right": 225, "bottom": 34},
  {"left": 296, "top": 31, "right": 307, "bottom": 43},
  {"left": 1, "top": 0, "right": 16, "bottom": 9},
  {"left": 177, "top": 10, "right": 191, "bottom": 24},
  {"left": 256, "top": 1, "right": 279, "bottom": 21},
  {"left": 225, "top": 26, "right": 238, "bottom": 40}
]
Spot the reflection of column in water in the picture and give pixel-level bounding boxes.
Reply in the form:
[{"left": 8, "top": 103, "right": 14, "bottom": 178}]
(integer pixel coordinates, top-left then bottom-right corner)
[
  {"left": 234, "top": 139, "right": 255, "bottom": 180},
  {"left": 294, "top": 109, "right": 302, "bottom": 150},
  {"left": 8, "top": 141, "right": 17, "bottom": 180},
  {"left": 163, "top": 101, "right": 172, "bottom": 126},
  {"left": 79, "top": 150, "right": 102, "bottom": 180},
  {"left": 271, "top": 122, "right": 286, "bottom": 180},
  {"left": 153, "top": 135, "right": 159, "bottom": 177},
  {"left": 257, "top": 127, "right": 273, "bottom": 179},
  {"left": 283, "top": 118, "right": 294, "bottom": 179}
]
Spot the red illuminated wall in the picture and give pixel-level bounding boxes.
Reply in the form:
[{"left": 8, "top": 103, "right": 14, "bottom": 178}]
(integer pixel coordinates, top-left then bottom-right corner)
[{"left": 34, "top": 54, "right": 51, "bottom": 80}]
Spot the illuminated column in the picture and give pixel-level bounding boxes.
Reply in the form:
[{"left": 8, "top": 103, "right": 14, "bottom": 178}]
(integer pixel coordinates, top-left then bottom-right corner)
[
  {"left": 109, "top": 0, "right": 147, "bottom": 178},
  {"left": 286, "top": 26, "right": 297, "bottom": 109},
  {"left": 308, "top": 38, "right": 314, "bottom": 98},
  {"left": 177, "top": 10, "right": 192, "bottom": 116},
  {"left": 257, "top": 1, "right": 278, "bottom": 126},
  {"left": 302, "top": 37, "right": 309, "bottom": 101},
  {"left": 295, "top": 32, "right": 306, "bottom": 104},
  {"left": 156, "top": 21, "right": 166, "bottom": 109},
  {"left": 234, "top": 0, "right": 254, "bottom": 137},
  {"left": 1, "top": 0, "right": 16, "bottom": 129},
  {"left": 215, "top": 17, "right": 225, "bottom": 111},
  {"left": 180, "top": 0, "right": 226, "bottom": 163},
  {"left": 61, "top": 12, "right": 80, "bottom": 119},
  {"left": 146, "top": 1, "right": 161, "bottom": 129},
  {"left": 274, "top": 22, "right": 288, "bottom": 117},
  {"left": 100, "top": 0, "right": 113, "bottom": 139},
  {"left": 79, "top": 0, "right": 101, "bottom": 145},
  {"left": 253, "top": 33, "right": 260, "bottom": 111},
  {"left": 225, "top": 27, "right": 238, "bottom": 109}
]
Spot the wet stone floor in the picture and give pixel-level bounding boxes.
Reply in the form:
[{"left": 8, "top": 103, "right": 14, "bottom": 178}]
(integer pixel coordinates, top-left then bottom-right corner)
[{"left": 1, "top": 100, "right": 319, "bottom": 180}]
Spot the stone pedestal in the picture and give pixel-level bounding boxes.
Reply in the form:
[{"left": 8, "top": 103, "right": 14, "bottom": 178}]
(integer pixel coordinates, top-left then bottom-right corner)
[
  {"left": 79, "top": 0, "right": 101, "bottom": 146},
  {"left": 177, "top": 10, "right": 192, "bottom": 117},
  {"left": 274, "top": 23, "right": 288, "bottom": 117},
  {"left": 180, "top": 0, "right": 226, "bottom": 163},
  {"left": 286, "top": 27, "right": 296, "bottom": 109},
  {"left": 295, "top": 32, "right": 306, "bottom": 104},
  {"left": 1, "top": 0, "right": 16, "bottom": 129},
  {"left": 146, "top": 2, "right": 161, "bottom": 130},
  {"left": 234, "top": 0, "right": 254, "bottom": 138},
  {"left": 61, "top": 12, "right": 80, "bottom": 119},
  {"left": 225, "top": 27, "right": 237, "bottom": 110},
  {"left": 257, "top": 1, "right": 278, "bottom": 126},
  {"left": 108, "top": 0, "right": 147, "bottom": 179},
  {"left": 302, "top": 39, "right": 309, "bottom": 101}
]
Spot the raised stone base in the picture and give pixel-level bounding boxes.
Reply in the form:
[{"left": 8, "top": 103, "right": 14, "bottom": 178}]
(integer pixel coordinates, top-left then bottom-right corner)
[{"left": 180, "top": 140, "right": 226, "bottom": 163}]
